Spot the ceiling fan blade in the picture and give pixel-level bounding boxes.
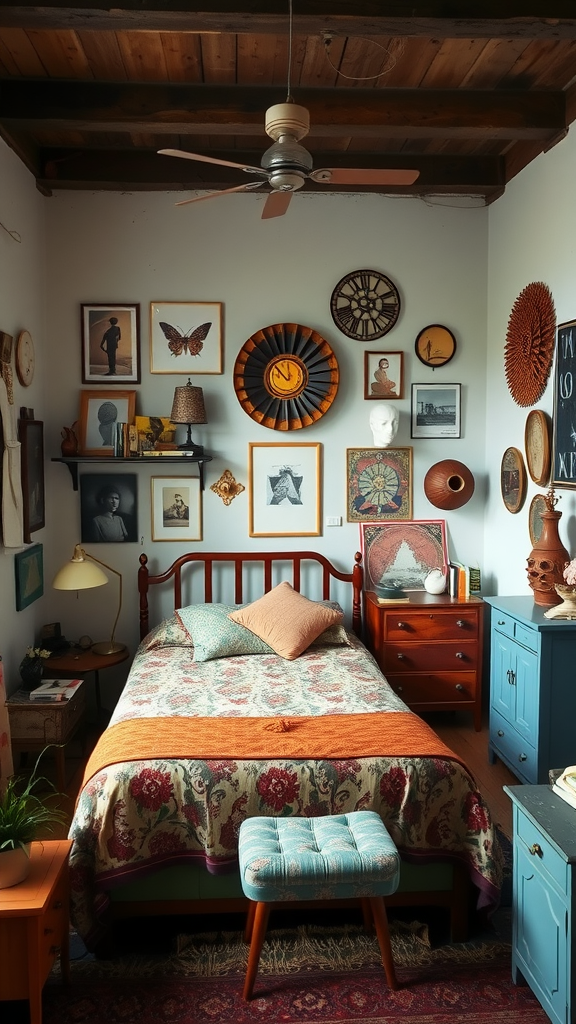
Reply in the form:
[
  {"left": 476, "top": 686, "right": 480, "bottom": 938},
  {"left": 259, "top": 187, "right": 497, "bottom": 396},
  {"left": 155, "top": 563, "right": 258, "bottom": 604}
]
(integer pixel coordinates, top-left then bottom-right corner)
[
  {"left": 310, "top": 168, "right": 420, "bottom": 186},
  {"left": 175, "top": 182, "right": 263, "bottom": 207},
  {"left": 261, "top": 191, "right": 293, "bottom": 219},
  {"left": 158, "top": 148, "right": 266, "bottom": 177}
]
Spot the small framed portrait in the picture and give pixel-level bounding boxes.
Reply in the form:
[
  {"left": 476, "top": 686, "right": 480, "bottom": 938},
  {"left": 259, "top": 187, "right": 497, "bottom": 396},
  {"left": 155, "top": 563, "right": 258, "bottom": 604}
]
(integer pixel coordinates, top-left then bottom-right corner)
[
  {"left": 81, "top": 304, "right": 140, "bottom": 384},
  {"left": 18, "top": 417, "right": 45, "bottom": 543},
  {"left": 346, "top": 447, "right": 412, "bottom": 522},
  {"left": 151, "top": 477, "right": 202, "bottom": 542},
  {"left": 364, "top": 352, "right": 403, "bottom": 400},
  {"left": 78, "top": 389, "right": 136, "bottom": 456},
  {"left": 150, "top": 301, "right": 223, "bottom": 374},
  {"left": 248, "top": 442, "right": 321, "bottom": 537},
  {"left": 15, "top": 543, "right": 43, "bottom": 611},
  {"left": 411, "top": 383, "right": 461, "bottom": 439},
  {"left": 80, "top": 474, "right": 138, "bottom": 543},
  {"left": 501, "top": 446, "right": 527, "bottom": 514},
  {"left": 359, "top": 520, "right": 448, "bottom": 592}
]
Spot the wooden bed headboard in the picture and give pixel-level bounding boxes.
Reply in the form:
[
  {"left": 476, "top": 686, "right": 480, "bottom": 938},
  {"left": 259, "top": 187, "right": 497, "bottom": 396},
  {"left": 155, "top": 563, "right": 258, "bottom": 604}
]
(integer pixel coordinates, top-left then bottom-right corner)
[{"left": 138, "top": 550, "right": 364, "bottom": 641}]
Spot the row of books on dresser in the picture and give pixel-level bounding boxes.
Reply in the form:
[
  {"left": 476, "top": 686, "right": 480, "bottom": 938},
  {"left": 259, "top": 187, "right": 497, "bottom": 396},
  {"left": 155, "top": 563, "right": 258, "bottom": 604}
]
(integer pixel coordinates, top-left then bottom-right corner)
[
  {"left": 27, "top": 678, "right": 83, "bottom": 702},
  {"left": 448, "top": 562, "right": 481, "bottom": 600}
]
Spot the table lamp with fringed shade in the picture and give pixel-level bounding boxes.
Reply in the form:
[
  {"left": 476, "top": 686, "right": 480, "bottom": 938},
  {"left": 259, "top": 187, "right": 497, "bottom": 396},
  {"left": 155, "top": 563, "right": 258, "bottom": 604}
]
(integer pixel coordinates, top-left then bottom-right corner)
[
  {"left": 170, "top": 379, "right": 206, "bottom": 455},
  {"left": 52, "top": 544, "right": 126, "bottom": 656}
]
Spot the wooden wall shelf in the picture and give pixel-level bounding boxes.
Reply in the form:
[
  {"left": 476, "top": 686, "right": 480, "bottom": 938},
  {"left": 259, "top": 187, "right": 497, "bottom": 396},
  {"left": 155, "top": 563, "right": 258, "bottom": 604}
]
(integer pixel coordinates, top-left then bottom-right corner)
[{"left": 52, "top": 454, "right": 213, "bottom": 490}]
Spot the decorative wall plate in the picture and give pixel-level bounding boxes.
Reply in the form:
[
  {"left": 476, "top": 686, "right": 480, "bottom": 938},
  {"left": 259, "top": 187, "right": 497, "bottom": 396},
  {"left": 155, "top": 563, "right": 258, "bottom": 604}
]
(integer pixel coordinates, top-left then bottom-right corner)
[
  {"left": 15, "top": 330, "right": 35, "bottom": 386},
  {"left": 233, "top": 323, "right": 339, "bottom": 430},
  {"left": 414, "top": 324, "right": 456, "bottom": 368},
  {"left": 504, "top": 281, "right": 556, "bottom": 406},
  {"left": 524, "top": 408, "right": 551, "bottom": 486},
  {"left": 528, "top": 493, "right": 548, "bottom": 547},
  {"left": 501, "top": 446, "right": 527, "bottom": 514},
  {"left": 330, "top": 269, "right": 400, "bottom": 341}
]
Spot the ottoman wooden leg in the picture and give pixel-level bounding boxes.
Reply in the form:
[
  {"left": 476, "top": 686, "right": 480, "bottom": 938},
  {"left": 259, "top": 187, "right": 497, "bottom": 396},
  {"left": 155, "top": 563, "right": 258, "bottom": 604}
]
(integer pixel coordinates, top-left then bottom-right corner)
[
  {"left": 369, "top": 896, "right": 398, "bottom": 991},
  {"left": 244, "top": 899, "right": 257, "bottom": 942},
  {"left": 243, "top": 901, "right": 270, "bottom": 1001}
]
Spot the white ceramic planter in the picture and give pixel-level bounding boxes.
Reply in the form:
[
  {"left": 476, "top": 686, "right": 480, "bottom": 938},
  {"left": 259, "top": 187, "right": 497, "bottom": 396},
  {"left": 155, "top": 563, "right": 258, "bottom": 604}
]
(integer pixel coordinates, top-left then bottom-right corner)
[{"left": 0, "top": 845, "right": 31, "bottom": 889}]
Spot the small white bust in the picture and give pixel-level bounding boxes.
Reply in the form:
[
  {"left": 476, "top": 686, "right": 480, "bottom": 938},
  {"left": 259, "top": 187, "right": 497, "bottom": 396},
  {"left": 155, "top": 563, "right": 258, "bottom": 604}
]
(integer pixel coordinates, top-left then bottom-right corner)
[{"left": 370, "top": 402, "right": 399, "bottom": 447}]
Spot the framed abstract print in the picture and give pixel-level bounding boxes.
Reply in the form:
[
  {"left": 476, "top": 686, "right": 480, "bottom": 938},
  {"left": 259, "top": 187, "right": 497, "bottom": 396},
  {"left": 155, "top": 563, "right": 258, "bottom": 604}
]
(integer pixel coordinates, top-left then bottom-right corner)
[
  {"left": 18, "top": 417, "right": 44, "bottom": 543},
  {"left": 78, "top": 389, "right": 136, "bottom": 456},
  {"left": 15, "top": 543, "right": 43, "bottom": 610},
  {"left": 411, "top": 383, "right": 461, "bottom": 439},
  {"left": 346, "top": 448, "right": 412, "bottom": 522},
  {"left": 248, "top": 442, "right": 320, "bottom": 537},
  {"left": 150, "top": 301, "right": 223, "bottom": 374},
  {"left": 151, "top": 477, "right": 202, "bottom": 542},
  {"left": 81, "top": 303, "right": 140, "bottom": 384},
  {"left": 364, "top": 351, "right": 403, "bottom": 400},
  {"left": 359, "top": 520, "right": 448, "bottom": 593}
]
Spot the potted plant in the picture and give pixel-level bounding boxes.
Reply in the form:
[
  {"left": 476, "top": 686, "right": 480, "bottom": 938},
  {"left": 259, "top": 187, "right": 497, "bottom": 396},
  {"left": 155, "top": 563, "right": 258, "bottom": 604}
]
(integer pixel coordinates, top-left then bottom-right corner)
[
  {"left": 0, "top": 747, "right": 68, "bottom": 889},
  {"left": 18, "top": 645, "right": 51, "bottom": 691}
]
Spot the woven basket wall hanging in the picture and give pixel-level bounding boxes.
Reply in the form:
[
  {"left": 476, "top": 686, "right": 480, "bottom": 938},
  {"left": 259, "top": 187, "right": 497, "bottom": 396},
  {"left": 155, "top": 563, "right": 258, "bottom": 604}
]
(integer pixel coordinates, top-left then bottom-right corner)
[{"left": 504, "top": 281, "right": 556, "bottom": 407}]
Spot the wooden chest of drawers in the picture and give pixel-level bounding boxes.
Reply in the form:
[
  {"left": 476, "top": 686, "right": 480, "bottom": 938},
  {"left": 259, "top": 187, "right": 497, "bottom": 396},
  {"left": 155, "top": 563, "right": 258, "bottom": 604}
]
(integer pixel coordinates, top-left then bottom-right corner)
[{"left": 364, "top": 591, "right": 484, "bottom": 730}]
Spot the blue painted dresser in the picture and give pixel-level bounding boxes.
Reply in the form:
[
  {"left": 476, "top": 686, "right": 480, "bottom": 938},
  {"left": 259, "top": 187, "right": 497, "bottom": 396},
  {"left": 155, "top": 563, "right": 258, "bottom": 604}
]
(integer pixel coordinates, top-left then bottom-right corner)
[
  {"left": 505, "top": 785, "right": 576, "bottom": 1024},
  {"left": 485, "top": 596, "right": 576, "bottom": 785}
]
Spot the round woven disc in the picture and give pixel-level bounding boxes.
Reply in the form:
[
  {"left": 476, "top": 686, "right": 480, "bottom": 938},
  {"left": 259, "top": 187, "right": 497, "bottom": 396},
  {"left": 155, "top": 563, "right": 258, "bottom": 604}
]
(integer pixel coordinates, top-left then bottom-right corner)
[{"left": 504, "top": 281, "right": 556, "bottom": 407}]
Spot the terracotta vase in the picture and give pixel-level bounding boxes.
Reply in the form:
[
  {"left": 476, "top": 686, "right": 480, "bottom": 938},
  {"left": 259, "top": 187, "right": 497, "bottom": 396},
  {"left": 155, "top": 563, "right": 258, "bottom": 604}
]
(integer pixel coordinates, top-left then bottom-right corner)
[
  {"left": 526, "top": 509, "right": 570, "bottom": 606},
  {"left": 423, "top": 459, "right": 475, "bottom": 510}
]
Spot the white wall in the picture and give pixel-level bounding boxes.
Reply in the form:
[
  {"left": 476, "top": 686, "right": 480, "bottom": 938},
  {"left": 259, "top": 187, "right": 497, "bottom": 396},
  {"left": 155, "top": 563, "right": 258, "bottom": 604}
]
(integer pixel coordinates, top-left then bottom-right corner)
[
  {"left": 39, "top": 187, "right": 488, "bottom": 682},
  {"left": 0, "top": 140, "right": 47, "bottom": 691},
  {"left": 486, "top": 128, "right": 576, "bottom": 595}
]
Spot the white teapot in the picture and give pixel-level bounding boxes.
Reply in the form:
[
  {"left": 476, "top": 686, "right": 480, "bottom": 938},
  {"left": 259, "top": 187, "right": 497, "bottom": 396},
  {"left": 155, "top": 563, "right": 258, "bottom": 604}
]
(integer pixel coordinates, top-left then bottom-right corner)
[{"left": 424, "top": 568, "right": 447, "bottom": 595}]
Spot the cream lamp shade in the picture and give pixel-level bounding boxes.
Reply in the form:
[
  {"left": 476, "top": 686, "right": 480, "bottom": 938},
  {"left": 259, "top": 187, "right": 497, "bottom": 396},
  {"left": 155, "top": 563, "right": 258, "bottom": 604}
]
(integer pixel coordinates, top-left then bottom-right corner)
[
  {"left": 170, "top": 380, "right": 206, "bottom": 454},
  {"left": 52, "top": 544, "right": 126, "bottom": 656}
]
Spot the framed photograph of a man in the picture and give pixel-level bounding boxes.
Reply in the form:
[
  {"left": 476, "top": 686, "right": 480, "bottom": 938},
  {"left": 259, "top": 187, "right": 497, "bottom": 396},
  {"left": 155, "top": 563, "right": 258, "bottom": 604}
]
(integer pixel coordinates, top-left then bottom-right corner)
[
  {"left": 248, "top": 442, "right": 321, "bottom": 537},
  {"left": 151, "top": 477, "right": 202, "bottom": 541},
  {"left": 80, "top": 474, "right": 138, "bottom": 543},
  {"left": 81, "top": 304, "right": 140, "bottom": 384}
]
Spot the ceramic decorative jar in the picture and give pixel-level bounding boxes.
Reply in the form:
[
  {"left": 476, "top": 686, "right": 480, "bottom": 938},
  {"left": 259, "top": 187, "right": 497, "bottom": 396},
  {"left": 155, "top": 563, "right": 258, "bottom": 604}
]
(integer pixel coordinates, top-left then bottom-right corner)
[
  {"left": 526, "top": 489, "right": 569, "bottom": 606},
  {"left": 423, "top": 459, "right": 475, "bottom": 511}
]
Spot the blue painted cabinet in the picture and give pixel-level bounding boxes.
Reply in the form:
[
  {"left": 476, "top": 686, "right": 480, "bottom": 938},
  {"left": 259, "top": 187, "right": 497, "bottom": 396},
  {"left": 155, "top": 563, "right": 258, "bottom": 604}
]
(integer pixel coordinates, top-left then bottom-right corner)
[
  {"left": 505, "top": 785, "right": 576, "bottom": 1024},
  {"left": 485, "top": 597, "right": 576, "bottom": 785}
]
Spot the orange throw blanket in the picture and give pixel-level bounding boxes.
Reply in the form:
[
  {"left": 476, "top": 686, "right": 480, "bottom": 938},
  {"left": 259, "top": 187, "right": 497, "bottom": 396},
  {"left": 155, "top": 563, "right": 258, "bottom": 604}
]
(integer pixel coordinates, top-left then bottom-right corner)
[{"left": 81, "top": 711, "right": 468, "bottom": 790}]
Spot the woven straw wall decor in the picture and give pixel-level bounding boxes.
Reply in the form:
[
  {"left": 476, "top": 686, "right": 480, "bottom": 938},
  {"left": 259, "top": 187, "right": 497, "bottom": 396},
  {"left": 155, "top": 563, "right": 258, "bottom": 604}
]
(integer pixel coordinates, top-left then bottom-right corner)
[{"left": 504, "top": 282, "right": 556, "bottom": 407}]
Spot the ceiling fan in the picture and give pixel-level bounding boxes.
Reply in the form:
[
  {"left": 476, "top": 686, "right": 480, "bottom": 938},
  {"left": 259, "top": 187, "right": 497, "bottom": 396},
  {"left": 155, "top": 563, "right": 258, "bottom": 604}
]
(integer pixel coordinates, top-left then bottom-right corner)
[{"left": 159, "top": 1, "right": 419, "bottom": 219}]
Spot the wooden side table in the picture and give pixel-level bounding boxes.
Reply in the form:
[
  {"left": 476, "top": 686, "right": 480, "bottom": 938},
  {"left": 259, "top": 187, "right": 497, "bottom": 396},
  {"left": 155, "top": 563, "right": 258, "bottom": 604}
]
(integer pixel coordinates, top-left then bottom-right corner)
[
  {"left": 0, "top": 839, "right": 72, "bottom": 1024},
  {"left": 44, "top": 643, "right": 129, "bottom": 714},
  {"left": 7, "top": 682, "right": 87, "bottom": 791}
]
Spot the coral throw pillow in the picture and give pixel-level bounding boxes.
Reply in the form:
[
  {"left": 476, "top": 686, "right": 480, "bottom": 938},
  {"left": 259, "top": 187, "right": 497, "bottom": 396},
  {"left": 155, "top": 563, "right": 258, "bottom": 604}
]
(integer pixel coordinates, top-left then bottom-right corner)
[{"left": 228, "top": 581, "right": 343, "bottom": 660}]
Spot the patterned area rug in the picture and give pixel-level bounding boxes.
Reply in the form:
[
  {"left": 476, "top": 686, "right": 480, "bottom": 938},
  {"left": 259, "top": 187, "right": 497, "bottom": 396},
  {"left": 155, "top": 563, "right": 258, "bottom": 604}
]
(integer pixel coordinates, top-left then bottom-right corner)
[{"left": 35, "top": 910, "right": 548, "bottom": 1024}]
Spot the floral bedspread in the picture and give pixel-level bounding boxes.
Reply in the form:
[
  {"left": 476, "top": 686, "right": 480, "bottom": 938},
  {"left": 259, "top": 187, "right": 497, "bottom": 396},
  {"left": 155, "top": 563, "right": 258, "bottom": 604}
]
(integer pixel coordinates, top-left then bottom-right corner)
[{"left": 68, "top": 623, "right": 502, "bottom": 946}]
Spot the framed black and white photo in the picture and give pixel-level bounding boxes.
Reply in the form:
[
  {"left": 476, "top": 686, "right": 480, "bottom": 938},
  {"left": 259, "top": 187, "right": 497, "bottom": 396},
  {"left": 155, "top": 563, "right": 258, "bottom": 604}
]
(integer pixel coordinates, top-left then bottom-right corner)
[
  {"left": 411, "top": 383, "right": 461, "bottom": 439},
  {"left": 248, "top": 442, "right": 321, "bottom": 537},
  {"left": 78, "top": 389, "right": 136, "bottom": 456},
  {"left": 81, "top": 303, "right": 140, "bottom": 384},
  {"left": 151, "top": 477, "right": 202, "bottom": 541},
  {"left": 150, "top": 301, "right": 223, "bottom": 374},
  {"left": 80, "top": 473, "right": 138, "bottom": 543},
  {"left": 18, "top": 417, "right": 44, "bottom": 543},
  {"left": 552, "top": 318, "right": 576, "bottom": 488}
]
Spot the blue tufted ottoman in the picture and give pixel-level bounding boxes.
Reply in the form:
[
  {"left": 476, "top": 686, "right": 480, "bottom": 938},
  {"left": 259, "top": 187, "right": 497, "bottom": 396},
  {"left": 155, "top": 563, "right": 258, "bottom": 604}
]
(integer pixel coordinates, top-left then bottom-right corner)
[{"left": 238, "top": 810, "right": 400, "bottom": 1000}]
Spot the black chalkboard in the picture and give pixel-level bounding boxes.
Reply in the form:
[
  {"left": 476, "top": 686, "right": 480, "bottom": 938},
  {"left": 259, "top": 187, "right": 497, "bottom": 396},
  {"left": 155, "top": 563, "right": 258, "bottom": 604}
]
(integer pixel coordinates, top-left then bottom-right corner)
[{"left": 552, "top": 318, "right": 576, "bottom": 488}]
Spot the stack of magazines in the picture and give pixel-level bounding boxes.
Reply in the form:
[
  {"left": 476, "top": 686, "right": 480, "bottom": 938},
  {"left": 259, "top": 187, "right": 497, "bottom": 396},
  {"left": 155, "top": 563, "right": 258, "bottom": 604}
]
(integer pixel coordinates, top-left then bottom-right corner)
[
  {"left": 29, "top": 678, "right": 83, "bottom": 702},
  {"left": 552, "top": 766, "right": 576, "bottom": 809}
]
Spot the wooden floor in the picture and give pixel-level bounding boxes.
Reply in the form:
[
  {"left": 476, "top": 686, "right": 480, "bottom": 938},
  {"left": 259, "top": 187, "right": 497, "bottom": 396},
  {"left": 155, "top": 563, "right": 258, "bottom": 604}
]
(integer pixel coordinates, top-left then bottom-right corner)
[{"left": 43, "top": 706, "right": 520, "bottom": 841}]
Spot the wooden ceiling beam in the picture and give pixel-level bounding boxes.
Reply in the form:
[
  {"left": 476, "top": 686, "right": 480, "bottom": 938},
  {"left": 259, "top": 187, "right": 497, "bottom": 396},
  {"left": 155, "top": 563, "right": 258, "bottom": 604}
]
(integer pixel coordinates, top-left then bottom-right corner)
[
  {"left": 0, "top": 82, "right": 565, "bottom": 141},
  {"left": 2, "top": 3, "right": 576, "bottom": 39}
]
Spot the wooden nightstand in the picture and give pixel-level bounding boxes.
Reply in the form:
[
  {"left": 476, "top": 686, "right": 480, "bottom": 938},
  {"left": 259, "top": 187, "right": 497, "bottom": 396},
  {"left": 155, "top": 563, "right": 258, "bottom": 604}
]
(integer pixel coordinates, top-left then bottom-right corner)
[
  {"left": 7, "top": 682, "right": 87, "bottom": 791},
  {"left": 364, "top": 591, "right": 484, "bottom": 730},
  {"left": 44, "top": 644, "right": 129, "bottom": 715},
  {"left": 0, "top": 839, "right": 72, "bottom": 1024}
]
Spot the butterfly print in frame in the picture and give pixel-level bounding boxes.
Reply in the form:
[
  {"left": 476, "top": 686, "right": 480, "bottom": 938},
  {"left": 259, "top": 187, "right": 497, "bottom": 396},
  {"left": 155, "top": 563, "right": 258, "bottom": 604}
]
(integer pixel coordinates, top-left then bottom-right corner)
[
  {"left": 150, "top": 302, "right": 223, "bottom": 374},
  {"left": 159, "top": 320, "right": 211, "bottom": 358}
]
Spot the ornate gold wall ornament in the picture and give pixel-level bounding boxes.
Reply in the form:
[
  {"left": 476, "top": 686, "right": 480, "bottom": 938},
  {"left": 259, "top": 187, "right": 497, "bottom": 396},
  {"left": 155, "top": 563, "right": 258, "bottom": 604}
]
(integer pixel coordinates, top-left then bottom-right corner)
[{"left": 210, "top": 469, "right": 245, "bottom": 506}]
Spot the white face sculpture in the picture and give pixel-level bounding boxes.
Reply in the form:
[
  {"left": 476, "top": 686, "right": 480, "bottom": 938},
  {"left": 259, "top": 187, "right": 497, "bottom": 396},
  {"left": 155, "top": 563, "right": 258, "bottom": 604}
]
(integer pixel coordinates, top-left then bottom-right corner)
[{"left": 370, "top": 402, "right": 399, "bottom": 447}]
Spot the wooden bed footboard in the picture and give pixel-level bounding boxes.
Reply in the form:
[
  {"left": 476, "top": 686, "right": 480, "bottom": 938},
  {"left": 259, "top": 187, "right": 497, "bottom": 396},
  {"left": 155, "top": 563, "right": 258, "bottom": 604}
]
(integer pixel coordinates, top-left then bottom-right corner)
[{"left": 138, "top": 549, "right": 364, "bottom": 641}]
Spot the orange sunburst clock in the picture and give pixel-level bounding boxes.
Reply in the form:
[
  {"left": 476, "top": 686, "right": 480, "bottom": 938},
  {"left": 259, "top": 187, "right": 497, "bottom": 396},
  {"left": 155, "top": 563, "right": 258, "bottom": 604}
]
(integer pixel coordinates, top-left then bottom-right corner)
[{"left": 504, "top": 282, "right": 556, "bottom": 407}]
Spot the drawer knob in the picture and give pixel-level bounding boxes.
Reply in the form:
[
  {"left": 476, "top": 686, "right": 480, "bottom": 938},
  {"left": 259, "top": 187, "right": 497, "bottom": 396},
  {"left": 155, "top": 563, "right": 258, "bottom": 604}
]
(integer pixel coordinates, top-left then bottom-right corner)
[
  {"left": 456, "top": 619, "right": 465, "bottom": 628},
  {"left": 455, "top": 683, "right": 465, "bottom": 692},
  {"left": 529, "top": 843, "right": 543, "bottom": 858},
  {"left": 397, "top": 622, "right": 406, "bottom": 630},
  {"left": 519, "top": 753, "right": 527, "bottom": 762},
  {"left": 497, "top": 729, "right": 504, "bottom": 737},
  {"left": 455, "top": 652, "right": 465, "bottom": 659},
  {"left": 397, "top": 653, "right": 405, "bottom": 660},
  {"left": 497, "top": 619, "right": 506, "bottom": 625}
]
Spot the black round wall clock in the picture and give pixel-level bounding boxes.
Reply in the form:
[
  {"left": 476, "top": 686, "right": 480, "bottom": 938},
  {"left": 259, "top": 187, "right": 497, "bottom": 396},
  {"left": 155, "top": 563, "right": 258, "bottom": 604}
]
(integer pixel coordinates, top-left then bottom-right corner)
[
  {"left": 233, "top": 323, "right": 339, "bottom": 430},
  {"left": 330, "top": 269, "right": 401, "bottom": 341}
]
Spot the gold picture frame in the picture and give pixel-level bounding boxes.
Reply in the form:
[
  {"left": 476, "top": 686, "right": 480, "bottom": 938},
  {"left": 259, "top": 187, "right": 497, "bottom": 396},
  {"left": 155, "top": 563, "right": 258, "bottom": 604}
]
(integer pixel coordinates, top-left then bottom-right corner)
[
  {"left": 78, "top": 389, "right": 137, "bottom": 457},
  {"left": 248, "top": 442, "right": 321, "bottom": 537}
]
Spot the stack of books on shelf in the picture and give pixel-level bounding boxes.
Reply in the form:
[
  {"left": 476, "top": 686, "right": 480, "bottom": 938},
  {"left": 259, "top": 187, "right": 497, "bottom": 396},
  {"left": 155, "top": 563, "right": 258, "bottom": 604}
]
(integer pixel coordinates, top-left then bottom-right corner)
[
  {"left": 29, "top": 678, "right": 83, "bottom": 702},
  {"left": 552, "top": 766, "right": 576, "bottom": 810}
]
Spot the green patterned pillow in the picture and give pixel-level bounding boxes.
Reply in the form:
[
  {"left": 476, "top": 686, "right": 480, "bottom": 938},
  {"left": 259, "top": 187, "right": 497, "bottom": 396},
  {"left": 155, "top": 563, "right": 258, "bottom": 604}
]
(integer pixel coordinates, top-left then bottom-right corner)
[
  {"left": 142, "top": 616, "right": 194, "bottom": 650},
  {"left": 176, "top": 604, "right": 274, "bottom": 662}
]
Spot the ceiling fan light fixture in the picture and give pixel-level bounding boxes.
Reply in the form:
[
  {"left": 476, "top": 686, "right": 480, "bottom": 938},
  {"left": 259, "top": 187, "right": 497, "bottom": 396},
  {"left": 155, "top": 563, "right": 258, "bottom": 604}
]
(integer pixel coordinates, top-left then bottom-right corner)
[{"left": 265, "top": 103, "right": 310, "bottom": 142}]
